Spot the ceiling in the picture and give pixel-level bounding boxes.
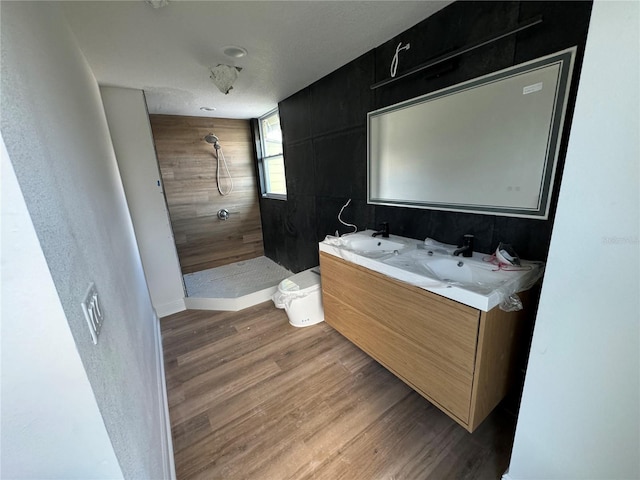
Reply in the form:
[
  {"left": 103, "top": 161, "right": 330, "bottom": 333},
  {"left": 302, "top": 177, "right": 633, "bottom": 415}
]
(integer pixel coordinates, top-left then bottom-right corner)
[{"left": 60, "top": 1, "right": 451, "bottom": 119}]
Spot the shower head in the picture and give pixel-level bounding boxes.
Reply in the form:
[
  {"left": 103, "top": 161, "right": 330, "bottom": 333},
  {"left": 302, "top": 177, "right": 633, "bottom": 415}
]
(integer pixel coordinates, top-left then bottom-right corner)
[{"left": 204, "top": 133, "right": 219, "bottom": 144}]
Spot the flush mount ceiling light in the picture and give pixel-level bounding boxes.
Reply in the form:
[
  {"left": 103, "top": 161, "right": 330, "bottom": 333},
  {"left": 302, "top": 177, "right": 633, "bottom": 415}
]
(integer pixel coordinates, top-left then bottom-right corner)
[
  {"left": 222, "top": 46, "right": 248, "bottom": 58},
  {"left": 210, "top": 64, "right": 242, "bottom": 95},
  {"left": 145, "top": 0, "right": 169, "bottom": 8}
]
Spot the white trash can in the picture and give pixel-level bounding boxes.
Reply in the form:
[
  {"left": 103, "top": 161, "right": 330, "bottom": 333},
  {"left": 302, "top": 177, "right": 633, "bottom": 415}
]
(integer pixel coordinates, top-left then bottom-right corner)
[{"left": 272, "top": 267, "right": 324, "bottom": 327}]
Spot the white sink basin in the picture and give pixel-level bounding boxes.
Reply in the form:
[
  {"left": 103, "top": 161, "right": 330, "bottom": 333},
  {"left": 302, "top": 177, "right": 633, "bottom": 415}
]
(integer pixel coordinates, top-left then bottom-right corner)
[
  {"left": 384, "top": 249, "right": 515, "bottom": 291},
  {"left": 422, "top": 257, "right": 476, "bottom": 283},
  {"left": 322, "top": 231, "right": 408, "bottom": 259},
  {"left": 339, "top": 234, "right": 405, "bottom": 254}
]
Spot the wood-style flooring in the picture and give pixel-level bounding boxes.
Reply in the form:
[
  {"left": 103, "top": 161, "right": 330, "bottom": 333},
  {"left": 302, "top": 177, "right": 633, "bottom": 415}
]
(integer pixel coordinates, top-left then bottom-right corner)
[{"left": 161, "top": 302, "right": 518, "bottom": 480}]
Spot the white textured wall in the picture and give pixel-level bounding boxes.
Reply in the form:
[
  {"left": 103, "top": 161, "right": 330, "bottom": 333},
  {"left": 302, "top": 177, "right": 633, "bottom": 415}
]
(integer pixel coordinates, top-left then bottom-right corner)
[
  {"left": 100, "top": 86, "right": 185, "bottom": 317},
  {"left": 0, "top": 3, "right": 171, "bottom": 478},
  {"left": 507, "top": 2, "right": 640, "bottom": 479},
  {"left": 1, "top": 136, "right": 123, "bottom": 479}
]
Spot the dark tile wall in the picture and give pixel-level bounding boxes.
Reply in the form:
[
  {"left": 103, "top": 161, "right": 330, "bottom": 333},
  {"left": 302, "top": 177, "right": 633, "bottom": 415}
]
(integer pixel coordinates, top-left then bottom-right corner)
[{"left": 259, "top": 1, "right": 592, "bottom": 273}]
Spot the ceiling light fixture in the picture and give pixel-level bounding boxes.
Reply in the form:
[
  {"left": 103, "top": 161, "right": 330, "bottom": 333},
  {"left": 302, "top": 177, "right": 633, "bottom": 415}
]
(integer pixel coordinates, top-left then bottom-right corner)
[
  {"left": 222, "top": 46, "right": 248, "bottom": 58},
  {"left": 145, "top": 0, "right": 169, "bottom": 8},
  {"left": 210, "top": 64, "right": 242, "bottom": 95}
]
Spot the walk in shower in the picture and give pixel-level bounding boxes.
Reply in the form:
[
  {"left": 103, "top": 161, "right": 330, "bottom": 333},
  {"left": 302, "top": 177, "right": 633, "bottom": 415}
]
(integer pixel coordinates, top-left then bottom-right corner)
[{"left": 149, "top": 115, "right": 288, "bottom": 311}]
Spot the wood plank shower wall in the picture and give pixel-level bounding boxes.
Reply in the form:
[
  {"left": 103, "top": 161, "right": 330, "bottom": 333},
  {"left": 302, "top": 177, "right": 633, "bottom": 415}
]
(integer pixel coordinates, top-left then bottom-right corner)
[{"left": 150, "top": 115, "right": 264, "bottom": 274}]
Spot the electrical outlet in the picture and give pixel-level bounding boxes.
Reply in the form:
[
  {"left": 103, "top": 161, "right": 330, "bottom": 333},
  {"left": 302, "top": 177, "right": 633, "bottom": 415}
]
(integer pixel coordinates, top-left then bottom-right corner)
[{"left": 81, "top": 282, "right": 103, "bottom": 345}]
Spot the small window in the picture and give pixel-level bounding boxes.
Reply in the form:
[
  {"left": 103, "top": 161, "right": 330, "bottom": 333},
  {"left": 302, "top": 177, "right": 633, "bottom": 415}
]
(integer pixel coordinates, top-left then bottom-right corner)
[{"left": 258, "top": 109, "right": 287, "bottom": 199}]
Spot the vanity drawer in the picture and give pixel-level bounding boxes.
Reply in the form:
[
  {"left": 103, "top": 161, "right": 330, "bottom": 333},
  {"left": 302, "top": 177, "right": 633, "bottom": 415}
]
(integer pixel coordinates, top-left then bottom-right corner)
[
  {"left": 320, "top": 253, "right": 480, "bottom": 424},
  {"left": 323, "top": 291, "right": 473, "bottom": 423},
  {"left": 320, "top": 253, "right": 480, "bottom": 374}
]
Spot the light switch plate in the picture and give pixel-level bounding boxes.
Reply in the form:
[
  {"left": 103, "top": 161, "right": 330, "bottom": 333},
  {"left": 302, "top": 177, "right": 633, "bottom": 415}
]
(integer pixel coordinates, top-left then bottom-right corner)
[{"left": 81, "top": 282, "right": 103, "bottom": 345}]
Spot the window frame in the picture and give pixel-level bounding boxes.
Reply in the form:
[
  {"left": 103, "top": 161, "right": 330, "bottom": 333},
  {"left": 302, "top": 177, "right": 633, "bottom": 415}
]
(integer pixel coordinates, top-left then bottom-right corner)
[{"left": 257, "top": 108, "right": 287, "bottom": 200}]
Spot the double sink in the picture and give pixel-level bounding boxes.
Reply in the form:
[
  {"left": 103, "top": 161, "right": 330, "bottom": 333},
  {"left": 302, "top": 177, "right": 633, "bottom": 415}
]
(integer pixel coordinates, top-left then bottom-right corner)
[{"left": 319, "top": 230, "right": 543, "bottom": 311}]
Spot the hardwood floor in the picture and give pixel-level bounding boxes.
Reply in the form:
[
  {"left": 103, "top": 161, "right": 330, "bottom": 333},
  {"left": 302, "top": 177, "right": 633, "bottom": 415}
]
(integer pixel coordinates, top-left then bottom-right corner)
[{"left": 161, "top": 303, "right": 518, "bottom": 480}]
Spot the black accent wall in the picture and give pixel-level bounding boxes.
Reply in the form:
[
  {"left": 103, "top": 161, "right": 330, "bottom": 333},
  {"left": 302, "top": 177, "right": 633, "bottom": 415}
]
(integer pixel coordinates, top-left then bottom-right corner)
[{"left": 259, "top": 1, "right": 592, "bottom": 273}]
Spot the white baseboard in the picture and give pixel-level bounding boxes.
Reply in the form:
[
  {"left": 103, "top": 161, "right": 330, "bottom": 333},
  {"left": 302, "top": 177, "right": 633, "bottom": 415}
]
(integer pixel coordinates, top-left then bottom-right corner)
[
  {"left": 154, "top": 312, "right": 176, "bottom": 480},
  {"left": 155, "top": 298, "right": 186, "bottom": 318},
  {"left": 184, "top": 286, "right": 277, "bottom": 312}
]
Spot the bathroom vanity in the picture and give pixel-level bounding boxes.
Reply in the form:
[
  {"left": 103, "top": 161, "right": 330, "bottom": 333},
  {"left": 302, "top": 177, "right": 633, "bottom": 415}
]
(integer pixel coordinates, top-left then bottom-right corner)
[{"left": 319, "top": 232, "right": 539, "bottom": 432}]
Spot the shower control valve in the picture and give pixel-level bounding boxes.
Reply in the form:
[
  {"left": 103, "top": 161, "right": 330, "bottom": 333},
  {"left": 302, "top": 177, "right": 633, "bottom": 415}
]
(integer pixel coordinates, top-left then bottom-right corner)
[{"left": 217, "top": 208, "right": 230, "bottom": 221}]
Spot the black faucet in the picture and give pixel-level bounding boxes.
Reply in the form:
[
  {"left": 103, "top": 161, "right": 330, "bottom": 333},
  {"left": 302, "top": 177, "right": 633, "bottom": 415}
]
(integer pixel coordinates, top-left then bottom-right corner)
[
  {"left": 372, "top": 222, "right": 390, "bottom": 238},
  {"left": 453, "top": 234, "right": 474, "bottom": 257}
]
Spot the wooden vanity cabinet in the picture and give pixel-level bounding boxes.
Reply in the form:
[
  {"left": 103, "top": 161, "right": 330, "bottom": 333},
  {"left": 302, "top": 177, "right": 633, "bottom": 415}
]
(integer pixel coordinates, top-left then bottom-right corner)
[{"left": 319, "top": 252, "right": 530, "bottom": 432}]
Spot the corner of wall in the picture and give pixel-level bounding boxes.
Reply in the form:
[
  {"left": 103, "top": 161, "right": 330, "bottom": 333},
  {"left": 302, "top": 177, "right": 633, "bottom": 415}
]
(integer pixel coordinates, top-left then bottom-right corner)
[
  {"left": 156, "top": 298, "right": 187, "bottom": 318},
  {"left": 100, "top": 86, "right": 186, "bottom": 311},
  {"left": 153, "top": 310, "right": 177, "bottom": 480}
]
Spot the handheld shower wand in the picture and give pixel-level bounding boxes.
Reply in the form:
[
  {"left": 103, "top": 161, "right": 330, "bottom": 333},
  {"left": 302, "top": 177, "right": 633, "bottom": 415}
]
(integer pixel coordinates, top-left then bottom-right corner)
[{"left": 204, "top": 133, "right": 233, "bottom": 195}]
